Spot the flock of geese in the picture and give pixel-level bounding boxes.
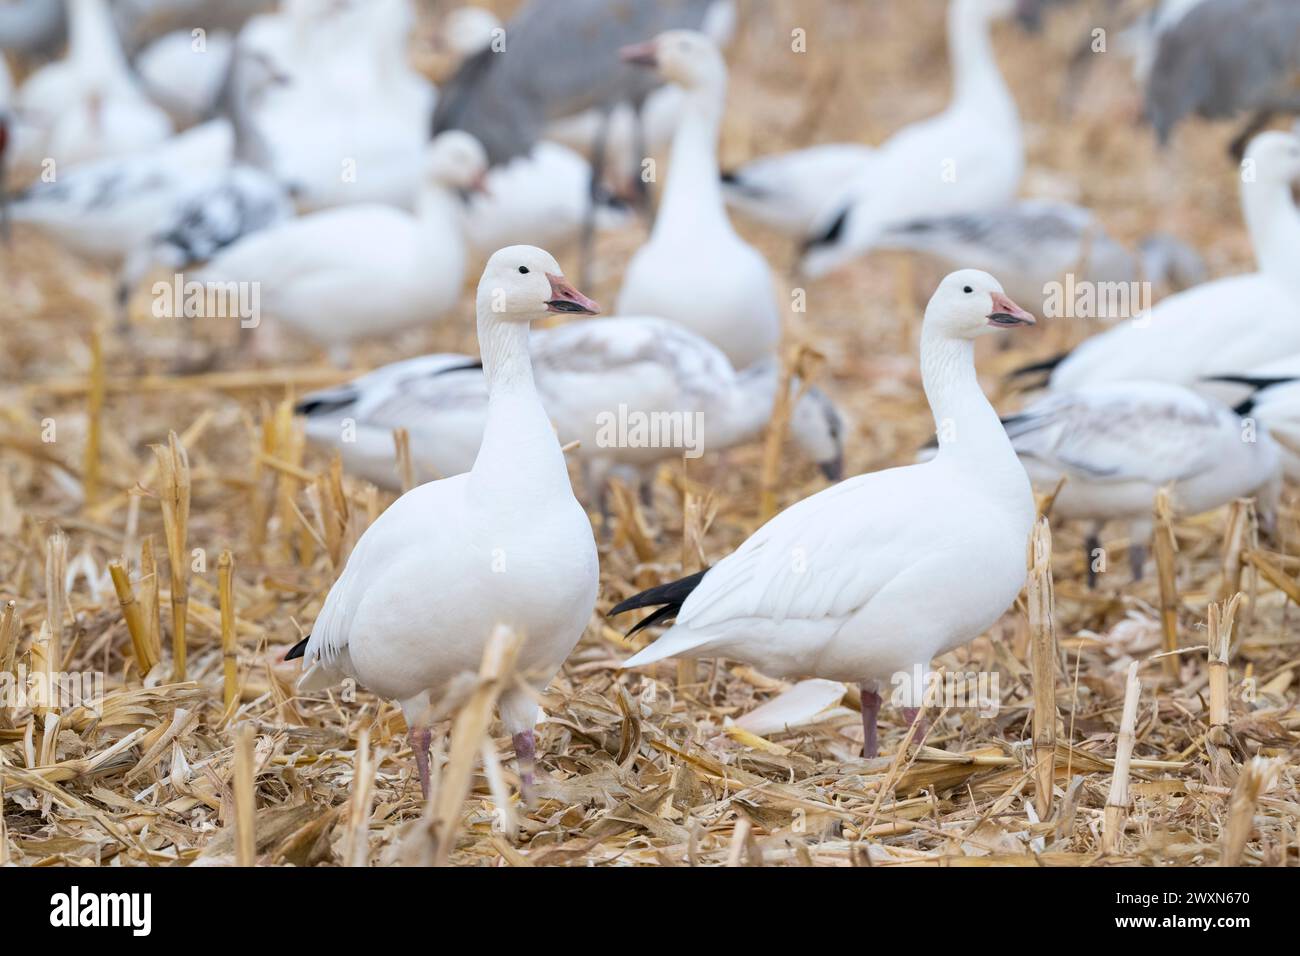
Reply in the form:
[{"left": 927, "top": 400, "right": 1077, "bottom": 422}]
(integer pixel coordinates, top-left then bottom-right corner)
[{"left": 5, "top": 0, "right": 1300, "bottom": 797}]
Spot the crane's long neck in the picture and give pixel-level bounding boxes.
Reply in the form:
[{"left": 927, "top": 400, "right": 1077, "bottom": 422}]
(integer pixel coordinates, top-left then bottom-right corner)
[
  {"left": 948, "top": 0, "right": 1013, "bottom": 114},
  {"left": 1242, "top": 173, "right": 1300, "bottom": 281},
  {"left": 471, "top": 309, "right": 569, "bottom": 498},
  {"left": 655, "top": 79, "right": 727, "bottom": 239}
]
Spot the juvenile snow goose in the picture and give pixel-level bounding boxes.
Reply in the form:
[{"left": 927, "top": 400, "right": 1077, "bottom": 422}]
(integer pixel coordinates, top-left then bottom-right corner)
[
  {"left": 615, "top": 30, "right": 780, "bottom": 371},
  {"left": 288, "top": 246, "right": 601, "bottom": 801},
  {"left": 800, "top": 0, "right": 1024, "bottom": 279},
  {"left": 874, "top": 200, "right": 1206, "bottom": 312},
  {"left": 1020, "top": 131, "right": 1300, "bottom": 392},
  {"left": 1007, "top": 381, "right": 1281, "bottom": 584},
  {"left": 612, "top": 271, "right": 1037, "bottom": 758},
  {"left": 195, "top": 131, "right": 487, "bottom": 365},
  {"left": 296, "top": 317, "right": 848, "bottom": 508}
]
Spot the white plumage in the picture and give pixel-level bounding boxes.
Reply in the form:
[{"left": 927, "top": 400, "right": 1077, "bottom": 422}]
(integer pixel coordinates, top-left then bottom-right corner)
[
  {"left": 1007, "top": 381, "right": 1281, "bottom": 580},
  {"left": 615, "top": 30, "right": 780, "bottom": 371},
  {"left": 297, "top": 317, "right": 848, "bottom": 507},
  {"left": 615, "top": 270, "right": 1038, "bottom": 757},
  {"left": 195, "top": 131, "right": 487, "bottom": 363},
  {"left": 294, "top": 246, "right": 601, "bottom": 800},
  {"left": 1041, "top": 131, "right": 1300, "bottom": 392},
  {"left": 799, "top": 0, "right": 1024, "bottom": 278}
]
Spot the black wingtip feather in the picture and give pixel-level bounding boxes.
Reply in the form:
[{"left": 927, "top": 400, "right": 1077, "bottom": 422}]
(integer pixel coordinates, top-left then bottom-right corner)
[
  {"left": 801, "top": 206, "right": 850, "bottom": 254},
  {"left": 1006, "top": 350, "right": 1071, "bottom": 382},
  {"left": 285, "top": 635, "right": 310, "bottom": 660},
  {"left": 609, "top": 568, "right": 709, "bottom": 618}
]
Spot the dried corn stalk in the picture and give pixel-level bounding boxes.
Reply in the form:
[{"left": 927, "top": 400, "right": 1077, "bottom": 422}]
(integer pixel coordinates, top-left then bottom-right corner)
[
  {"left": 1027, "top": 518, "right": 1058, "bottom": 818},
  {"left": 1103, "top": 661, "right": 1142, "bottom": 854}
]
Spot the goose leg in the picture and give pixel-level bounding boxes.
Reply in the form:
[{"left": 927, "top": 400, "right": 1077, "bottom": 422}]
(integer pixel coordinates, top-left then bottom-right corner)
[
  {"left": 631, "top": 103, "right": 653, "bottom": 221},
  {"left": 1129, "top": 542, "right": 1148, "bottom": 582},
  {"left": 512, "top": 730, "right": 537, "bottom": 806},
  {"left": 901, "top": 706, "right": 929, "bottom": 743},
  {"left": 409, "top": 724, "right": 433, "bottom": 801},
  {"left": 859, "top": 683, "right": 881, "bottom": 758}
]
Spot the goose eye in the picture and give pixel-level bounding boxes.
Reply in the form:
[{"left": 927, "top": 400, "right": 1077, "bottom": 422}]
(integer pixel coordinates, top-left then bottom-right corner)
[
  {"left": 518, "top": 266, "right": 530, "bottom": 275},
  {"left": 963, "top": 285, "right": 973, "bottom": 293}
]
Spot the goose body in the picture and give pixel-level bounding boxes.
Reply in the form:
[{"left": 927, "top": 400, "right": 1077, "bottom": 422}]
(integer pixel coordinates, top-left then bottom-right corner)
[
  {"left": 800, "top": 0, "right": 1023, "bottom": 279},
  {"left": 462, "top": 142, "right": 634, "bottom": 257},
  {"left": 721, "top": 143, "right": 877, "bottom": 239},
  {"left": 14, "top": 0, "right": 173, "bottom": 168},
  {"left": 10, "top": 119, "right": 234, "bottom": 265},
  {"left": 293, "top": 246, "right": 601, "bottom": 799},
  {"left": 1007, "top": 381, "right": 1280, "bottom": 579},
  {"left": 241, "top": 0, "right": 435, "bottom": 211},
  {"left": 195, "top": 132, "right": 486, "bottom": 359},
  {"left": 615, "top": 30, "right": 779, "bottom": 370},
  {"left": 613, "top": 271, "right": 1037, "bottom": 757},
  {"left": 298, "top": 317, "right": 846, "bottom": 499},
  {"left": 1041, "top": 132, "right": 1300, "bottom": 392},
  {"left": 874, "top": 200, "right": 1205, "bottom": 311}
]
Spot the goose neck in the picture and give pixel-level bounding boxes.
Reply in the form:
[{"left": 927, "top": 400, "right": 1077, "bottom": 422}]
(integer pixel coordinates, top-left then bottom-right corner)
[
  {"left": 655, "top": 81, "right": 727, "bottom": 235},
  {"left": 1241, "top": 174, "right": 1300, "bottom": 280},
  {"left": 69, "top": 0, "right": 130, "bottom": 86},
  {"left": 920, "top": 327, "right": 1006, "bottom": 461},
  {"left": 947, "top": 0, "right": 1010, "bottom": 108}
]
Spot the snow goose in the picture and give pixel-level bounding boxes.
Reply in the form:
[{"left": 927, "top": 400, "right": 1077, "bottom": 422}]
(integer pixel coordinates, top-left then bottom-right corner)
[
  {"left": 9, "top": 119, "right": 234, "bottom": 267},
  {"left": 462, "top": 142, "right": 634, "bottom": 258},
  {"left": 1021, "top": 131, "right": 1300, "bottom": 392},
  {"left": 194, "top": 131, "right": 487, "bottom": 365},
  {"left": 720, "top": 144, "right": 878, "bottom": 240},
  {"left": 799, "top": 0, "right": 1024, "bottom": 279},
  {"left": 288, "top": 246, "right": 601, "bottom": 801},
  {"left": 615, "top": 30, "right": 780, "bottom": 371},
  {"left": 873, "top": 200, "right": 1206, "bottom": 312},
  {"left": 135, "top": 27, "right": 236, "bottom": 128},
  {"left": 117, "top": 44, "right": 295, "bottom": 312},
  {"left": 432, "top": 0, "right": 729, "bottom": 277},
  {"left": 13, "top": 0, "right": 173, "bottom": 168},
  {"left": 611, "top": 271, "right": 1038, "bottom": 758},
  {"left": 243, "top": 0, "right": 435, "bottom": 211},
  {"left": 296, "top": 317, "right": 847, "bottom": 507},
  {"left": 1006, "top": 381, "right": 1280, "bottom": 584}
]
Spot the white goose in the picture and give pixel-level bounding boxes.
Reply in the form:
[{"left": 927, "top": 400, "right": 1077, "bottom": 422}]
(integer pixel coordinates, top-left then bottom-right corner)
[
  {"left": 288, "top": 246, "right": 601, "bottom": 801},
  {"left": 195, "top": 131, "right": 487, "bottom": 364},
  {"left": 1027, "top": 131, "right": 1300, "bottom": 392},
  {"left": 13, "top": 0, "right": 173, "bottom": 168},
  {"left": 1006, "top": 381, "right": 1281, "bottom": 583},
  {"left": 799, "top": 0, "right": 1023, "bottom": 279},
  {"left": 721, "top": 144, "right": 878, "bottom": 239},
  {"left": 612, "top": 271, "right": 1037, "bottom": 758},
  {"left": 873, "top": 200, "right": 1206, "bottom": 312},
  {"left": 135, "top": 27, "right": 236, "bottom": 128},
  {"left": 296, "top": 317, "right": 847, "bottom": 507},
  {"left": 615, "top": 30, "right": 780, "bottom": 371},
  {"left": 244, "top": 0, "right": 436, "bottom": 212}
]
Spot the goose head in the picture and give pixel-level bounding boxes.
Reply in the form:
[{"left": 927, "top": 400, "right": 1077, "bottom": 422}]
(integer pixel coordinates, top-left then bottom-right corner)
[
  {"left": 1243, "top": 131, "right": 1300, "bottom": 186},
  {"left": 926, "top": 270, "right": 1034, "bottom": 339},
  {"left": 477, "top": 245, "right": 600, "bottom": 323},
  {"left": 620, "top": 30, "right": 726, "bottom": 94},
  {"left": 425, "top": 129, "right": 489, "bottom": 194},
  {"left": 791, "top": 386, "right": 849, "bottom": 482}
]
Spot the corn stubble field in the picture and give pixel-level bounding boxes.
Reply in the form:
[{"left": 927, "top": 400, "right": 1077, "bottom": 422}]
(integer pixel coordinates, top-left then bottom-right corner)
[{"left": 1, "top": 0, "right": 1297, "bottom": 867}]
